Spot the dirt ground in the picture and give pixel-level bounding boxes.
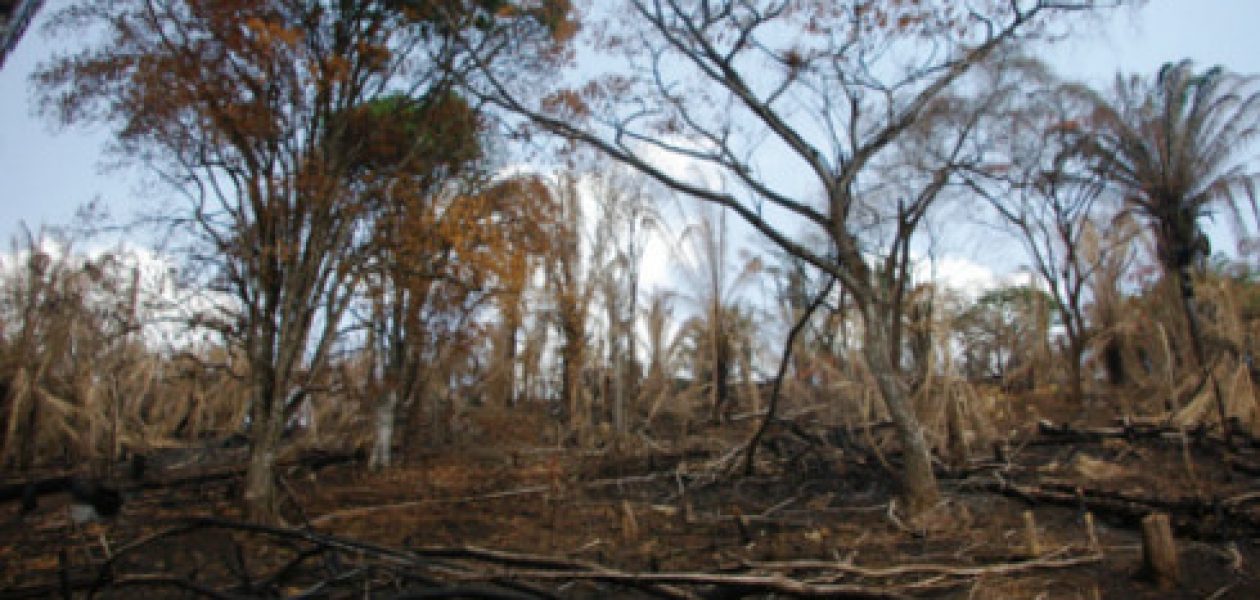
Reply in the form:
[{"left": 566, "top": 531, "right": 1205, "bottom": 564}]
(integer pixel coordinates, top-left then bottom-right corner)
[{"left": 1, "top": 397, "right": 1258, "bottom": 598}]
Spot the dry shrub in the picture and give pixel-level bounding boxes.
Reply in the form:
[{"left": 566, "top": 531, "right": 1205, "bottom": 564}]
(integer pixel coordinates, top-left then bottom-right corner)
[
  {"left": 307, "top": 389, "right": 372, "bottom": 452},
  {"left": 1175, "top": 358, "right": 1260, "bottom": 435},
  {"left": 465, "top": 403, "right": 558, "bottom": 448},
  {"left": 1079, "top": 269, "right": 1252, "bottom": 420},
  {"left": 641, "top": 381, "right": 705, "bottom": 443},
  {"left": 0, "top": 235, "right": 140, "bottom": 469},
  {"left": 0, "top": 233, "right": 258, "bottom": 471}
]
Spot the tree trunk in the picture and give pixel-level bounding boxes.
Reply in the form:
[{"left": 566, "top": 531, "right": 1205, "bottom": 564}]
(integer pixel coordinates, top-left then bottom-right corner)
[
  {"left": 244, "top": 381, "right": 284, "bottom": 523},
  {"left": 1103, "top": 338, "right": 1127, "bottom": 387},
  {"left": 945, "top": 392, "right": 969, "bottom": 470},
  {"left": 493, "top": 310, "right": 520, "bottom": 408},
  {"left": 621, "top": 275, "right": 639, "bottom": 433},
  {"left": 369, "top": 390, "right": 398, "bottom": 470},
  {"left": 19, "top": 375, "right": 38, "bottom": 471},
  {"left": 861, "top": 306, "right": 940, "bottom": 516},
  {"left": 562, "top": 329, "right": 588, "bottom": 447},
  {"left": 612, "top": 346, "right": 626, "bottom": 435},
  {"left": 712, "top": 336, "right": 731, "bottom": 423},
  {"left": 1172, "top": 268, "right": 1231, "bottom": 445},
  {"left": 1066, "top": 335, "right": 1085, "bottom": 407}
]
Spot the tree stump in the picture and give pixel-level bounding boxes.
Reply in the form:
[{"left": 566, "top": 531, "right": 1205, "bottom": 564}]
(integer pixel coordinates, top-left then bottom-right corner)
[
  {"left": 1084, "top": 512, "right": 1101, "bottom": 554},
  {"left": 1023, "top": 510, "right": 1041, "bottom": 557},
  {"left": 620, "top": 500, "right": 639, "bottom": 541},
  {"left": 1141, "top": 513, "right": 1179, "bottom": 588}
]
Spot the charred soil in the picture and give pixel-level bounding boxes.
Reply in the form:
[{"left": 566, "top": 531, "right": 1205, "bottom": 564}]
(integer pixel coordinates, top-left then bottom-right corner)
[{"left": 1, "top": 400, "right": 1258, "bottom": 599}]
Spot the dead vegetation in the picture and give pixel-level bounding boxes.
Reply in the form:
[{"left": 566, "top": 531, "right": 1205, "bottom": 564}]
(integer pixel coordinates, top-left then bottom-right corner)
[
  {"left": 2, "top": 365, "right": 1259, "bottom": 598},
  {"left": 3, "top": 229, "right": 1260, "bottom": 597},
  {"left": 5, "top": 9, "right": 1260, "bottom": 594}
]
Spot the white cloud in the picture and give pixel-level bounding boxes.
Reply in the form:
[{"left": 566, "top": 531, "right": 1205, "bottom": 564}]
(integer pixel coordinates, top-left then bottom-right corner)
[
  {"left": 914, "top": 255, "right": 1041, "bottom": 301},
  {"left": 633, "top": 135, "right": 726, "bottom": 192}
]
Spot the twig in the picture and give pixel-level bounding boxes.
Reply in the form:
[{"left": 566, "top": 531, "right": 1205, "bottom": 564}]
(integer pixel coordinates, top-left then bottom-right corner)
[
  {"left": 389, "top": 584, "right": 556, "bottom": 599},
  {"left": 584, "top": 472, "right": 669, "bottom": 489},
  {"left": 760, "top": 494, "right": 800, "bottom": 517},
  {"left": 1222, "top": 491, "right": 1260, "bottom": 508},
  {"left": 314, "top": 470, "right": 691, "bottom": 527},
  {"left": 276, "top": 473, "right": 313, "bottom": 529},
  {"left": 310, "top": 485, "right": 549, "bottom": 526},
  {"left": 288, "top": 566, "right": 369, "bottom": 599},
  {"left": 252, "top": 545, "right": 329, "bottom": 591},
  {"left": 745, "top": 547, "right": 1101, "bottom": 578},
  {"left": 454, "top": 568, "right": 917, "bottom": 599},
  {"left": 408, "top": 545, "right": 696, "bottom": 599},
  {"left": 1205, "top": 581, "right": 1238, "bottom": 600},
  {"left": 885, "top": 500, "right": 912, "bottom": 534}
]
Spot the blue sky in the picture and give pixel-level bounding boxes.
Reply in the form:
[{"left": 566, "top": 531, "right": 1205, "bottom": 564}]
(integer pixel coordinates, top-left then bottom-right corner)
[{"left": 2, "top": 0, "right": 1258, "bottom": 248}]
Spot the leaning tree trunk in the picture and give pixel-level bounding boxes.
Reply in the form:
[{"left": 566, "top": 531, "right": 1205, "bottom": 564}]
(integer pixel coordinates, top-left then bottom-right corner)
[
  {"left": 861, "top": 303, "right": 940, "bottom": 516},
  {"left": 1170, "top": 266, "right": 1231, "bottom": 443}
]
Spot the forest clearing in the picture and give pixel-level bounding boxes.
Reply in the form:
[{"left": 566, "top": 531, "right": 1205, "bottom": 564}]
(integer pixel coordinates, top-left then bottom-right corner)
[
  {"left": 2, "top": 381, "right": 1259, "bottom": 598},
  {"left": 4, "top": 0, "right": 1260, "bottom": 597}
]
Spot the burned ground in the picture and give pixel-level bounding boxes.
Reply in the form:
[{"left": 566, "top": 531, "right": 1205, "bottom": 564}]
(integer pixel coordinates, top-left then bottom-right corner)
[{"left": 1, "top": 395, "right": 1257, "bottom": 599}]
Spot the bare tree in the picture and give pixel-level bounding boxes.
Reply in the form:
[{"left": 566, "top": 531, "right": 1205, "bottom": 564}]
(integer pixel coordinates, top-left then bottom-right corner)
[
  {"left": 543, "top": 172, "right": 598, "bottom": 446},
  {"left": 587, "top": 164, "right": 659, "bottom": 434},
  {"left": 963, "top": 72, "right": 1138, "bottom": 403},
  {"left": 468, "top": 1, "right": 1128, "bottom": 513}
]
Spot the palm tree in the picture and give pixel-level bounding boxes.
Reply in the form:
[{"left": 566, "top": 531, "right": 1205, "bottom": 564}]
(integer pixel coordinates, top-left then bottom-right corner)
[
  {"left": 1076, "top": 60, "right": 1260, "bottom": 433},
  {"left": 672, "top": 206, "right": 761, "bottom": 423}
]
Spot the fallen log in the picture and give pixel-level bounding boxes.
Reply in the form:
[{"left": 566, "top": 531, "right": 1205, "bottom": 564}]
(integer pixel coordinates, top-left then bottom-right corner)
[
  {"left": 1032, "top": 420, "right": 1184, "bottom": 445},
  {"left": 1227, "top": 456, "right": 1260, "bottom": 476},
  {"left": 1034, "top": 419, "right": 1260, "bottom": 452},
  {"left": 0, "top": 449, "right": 362, "bottom": 511},
  {"left": 1034, "top": 481, "right": 1208, "bottom": 515},
  {"left": 979, "top": 479, "right": 1260, "bottom": 539}
]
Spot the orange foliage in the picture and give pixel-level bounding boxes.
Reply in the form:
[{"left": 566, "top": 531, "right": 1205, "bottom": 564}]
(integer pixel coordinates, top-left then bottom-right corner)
[
  {"left": 541, "top": 89, "right": 590, "bottom": 121},
  {"left": 380, "top": 175, "right": 555, "bottom": 305}
]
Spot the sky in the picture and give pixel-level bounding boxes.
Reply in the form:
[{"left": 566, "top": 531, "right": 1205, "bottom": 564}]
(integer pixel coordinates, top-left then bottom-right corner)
[{"left": 2, "top": 0, "right": 1259, "bottom": 287}]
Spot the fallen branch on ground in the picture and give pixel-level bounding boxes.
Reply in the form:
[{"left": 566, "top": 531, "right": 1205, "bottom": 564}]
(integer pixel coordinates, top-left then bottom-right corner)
[
  {"left": 744, "top": 546, "right": 1101, "bottom": 578},
  {"left": 978, "top": 478, "right": 1260, "bottom": 539},
  {"left": 52, "top": 516, "right": 1117, "bottom": 599}
]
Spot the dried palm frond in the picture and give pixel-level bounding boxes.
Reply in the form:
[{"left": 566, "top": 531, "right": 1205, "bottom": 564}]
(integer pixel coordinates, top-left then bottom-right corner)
[{"left": 1174, "top": 358, "right": 1260, "bottom": 435}]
